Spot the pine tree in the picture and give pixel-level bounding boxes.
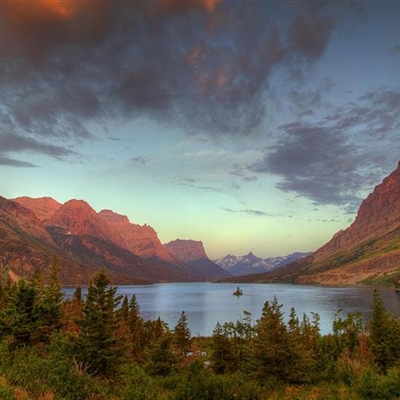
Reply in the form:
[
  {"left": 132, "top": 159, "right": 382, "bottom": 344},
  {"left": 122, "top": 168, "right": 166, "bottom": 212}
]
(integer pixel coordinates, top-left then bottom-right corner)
[
  {"left": 0, "top": 258, "right": 64, "bottom": 347},
  {"left": 173, "top": 310, "right": 191, "bottom": 356},
  {"left": 34, "top": 256, "right": 64, "bottom": 343},
  {"left": 251, "top": 296, "right": 291, "bottom": 381},
  {"left": 128, "top": 294, "right": 143, "bottom": 357},
  {"left": 0, "top": 279, "right": 37, "bottom": 347},
  {"left": 211, "top": 322, "right": 237, "bottom": 374},
  {"left": 147, "top": 332, "right": 178, "bottom": 376},
  {"left": 73, "top": 269, "right": 125, "bottom": 377},
  {"left": 119, "top": 294, "right": 129, "bottom": 322},
  {"left": 368, "top": 289, "right": 400, "bottom": 372}
]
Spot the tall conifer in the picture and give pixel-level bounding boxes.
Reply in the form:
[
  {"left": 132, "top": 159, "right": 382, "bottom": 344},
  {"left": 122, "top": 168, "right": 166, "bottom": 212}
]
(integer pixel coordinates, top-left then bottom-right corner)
[{"left": 74, "top": 269, "right": 124, "bottom": 377}]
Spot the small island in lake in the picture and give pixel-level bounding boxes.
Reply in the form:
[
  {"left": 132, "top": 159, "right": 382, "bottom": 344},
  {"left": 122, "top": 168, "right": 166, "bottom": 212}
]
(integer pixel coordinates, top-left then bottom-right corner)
[{"left": 233, "top": 286, "right": 243, "bottom": 296}]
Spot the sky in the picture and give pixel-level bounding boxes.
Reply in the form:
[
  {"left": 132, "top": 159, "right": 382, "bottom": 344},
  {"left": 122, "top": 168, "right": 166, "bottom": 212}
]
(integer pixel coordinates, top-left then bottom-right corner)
[{"left": 1, "top": 0, "right": 399, "bottom": 259}]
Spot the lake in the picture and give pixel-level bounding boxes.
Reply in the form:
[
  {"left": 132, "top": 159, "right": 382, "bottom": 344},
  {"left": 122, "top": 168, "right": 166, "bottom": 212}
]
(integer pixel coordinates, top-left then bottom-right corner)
[{"left": 63, "top": 282, "right": 400, "bottom": 337}]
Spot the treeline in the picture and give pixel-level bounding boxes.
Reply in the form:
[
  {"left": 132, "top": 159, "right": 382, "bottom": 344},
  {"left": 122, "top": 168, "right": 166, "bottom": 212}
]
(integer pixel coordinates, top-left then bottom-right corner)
[{"left": 0, "top": 259, "right": 399, "bottom": 399}]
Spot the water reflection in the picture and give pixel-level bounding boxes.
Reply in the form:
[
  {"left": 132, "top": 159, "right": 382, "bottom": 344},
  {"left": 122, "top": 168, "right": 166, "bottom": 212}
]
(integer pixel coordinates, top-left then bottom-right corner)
[{"left": 63, "top": 283, "right": 400, "bottom": 336}]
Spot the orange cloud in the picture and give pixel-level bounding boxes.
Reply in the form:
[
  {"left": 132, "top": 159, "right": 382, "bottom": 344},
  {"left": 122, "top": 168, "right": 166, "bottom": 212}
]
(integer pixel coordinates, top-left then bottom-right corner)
[
  {"left": 203, "top": 0, "right": 221, "bottom": 12},
  {"left": 39, "top": 0, "right": 77, "bottom": 19},
  {"left": 4, "top": 0, "right": 78, "bottom": 22}
]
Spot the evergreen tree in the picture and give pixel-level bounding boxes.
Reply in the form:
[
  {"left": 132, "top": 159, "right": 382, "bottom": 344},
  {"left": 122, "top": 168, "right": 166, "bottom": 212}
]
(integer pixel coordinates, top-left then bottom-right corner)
[
  {"left": 0, "top": 279, "right": 37, "bottom": 347},
  {"left": 72, "top": 285, "right": 83, "bottom": 305},
  {"left": 128, "top": 293, "right": 143, "bottom": 357},
  {"left": 119, "top": 294, "right": 129, "bottom": 322},
  {"left": 73, "top": 269, "right": 124, "bottom": 377},
  {"left": 251, "top": 296, "right": 291, "bottom": 381},
  {"left": 147, "top": 332, "right": 178, "bottom": 376},
  {"left": 62, "top": 285, "right": 83, "bottom": 334},
  {"left": 211, "top": 322, "right": 237, "bottom": 374},
  {"left": 0, "top": 258, "right": 64, "bottom": 347},
  {"left": 368, "top": 289, "right": 400, "bottom": 372},
  {"left": 34, "top": 256, "right": 64, "bottom": 343},
  {"left": 173, "top": 311, "right": 191, "bottom": 356}
]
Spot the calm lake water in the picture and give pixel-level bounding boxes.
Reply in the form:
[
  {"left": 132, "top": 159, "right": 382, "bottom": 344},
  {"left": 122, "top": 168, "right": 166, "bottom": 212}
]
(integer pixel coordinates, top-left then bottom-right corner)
[{"left": 64, "top": 282, "right": 400, "bottom": 337}]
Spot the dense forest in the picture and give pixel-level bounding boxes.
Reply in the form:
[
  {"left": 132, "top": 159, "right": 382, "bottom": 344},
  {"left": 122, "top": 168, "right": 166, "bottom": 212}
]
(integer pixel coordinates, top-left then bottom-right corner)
[{"left": 0, "top": 258, "right": 399, "bottom": 399}]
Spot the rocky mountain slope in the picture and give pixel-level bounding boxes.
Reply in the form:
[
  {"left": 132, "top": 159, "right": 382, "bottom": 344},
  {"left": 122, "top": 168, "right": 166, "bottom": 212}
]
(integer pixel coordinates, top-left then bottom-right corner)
[
  {"left": 230, "top": 162, "right": 400, "bottom": 285},
  {"left": 215, "top": 251, "right": 311, "bottom": 276},
  {"left": 164, "top": 239, "right": 231, "bottom": 279},
  {"left": 0, "top": 196, "right": 115, "bottom": 285},
  {"left": 0, "top": 197, "right": 207, "bottom": 284},
  {"left": 98, "top": 209, "right": 180, "bottom": 266}
]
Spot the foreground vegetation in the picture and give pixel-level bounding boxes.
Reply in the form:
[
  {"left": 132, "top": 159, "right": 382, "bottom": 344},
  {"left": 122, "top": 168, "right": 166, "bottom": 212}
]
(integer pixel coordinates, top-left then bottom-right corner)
[{"left": 0, "top": 258, "right": 399, "bottom": 399}]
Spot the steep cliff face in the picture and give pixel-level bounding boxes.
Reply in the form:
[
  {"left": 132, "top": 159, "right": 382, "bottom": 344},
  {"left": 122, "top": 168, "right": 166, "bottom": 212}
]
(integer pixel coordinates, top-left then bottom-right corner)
[
  {"left": 164, "top": 239, "right": 231, "bottom": 279},
  {"left": 13, "top": 196, "right": 62, "bottom": 221},
  {"left": 45, "top": 200, "right": 125, "bottom": 248},
  {"left": 314, "top": 162, "right": 400, "bottom": 261},
  {"left": 0, "top": 197, "right": 85, "bottom": 283},
  {"left": 0, "top": 196, "right": 53, "bottom": 242},
  {"left": 98, "top": 209, "right": 178, "bottom": 264},
  {"left": 164, "top": 239, "right": 208, "bottom": 262}
]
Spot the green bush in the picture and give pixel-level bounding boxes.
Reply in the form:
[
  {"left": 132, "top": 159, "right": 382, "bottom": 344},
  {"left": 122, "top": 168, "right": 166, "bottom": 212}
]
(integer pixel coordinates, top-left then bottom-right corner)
[
  {"left": 173, "top": 369, "right": 263, "bottom": 400},
  {"left": 356, "top": 367, "right": 400, "bottom": 400}
]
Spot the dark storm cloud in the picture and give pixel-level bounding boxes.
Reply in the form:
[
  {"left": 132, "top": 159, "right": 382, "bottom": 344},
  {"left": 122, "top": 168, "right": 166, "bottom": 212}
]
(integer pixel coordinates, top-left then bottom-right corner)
[
  {"left": 250, "top": 89, "right": 400, "bottom": 208},
  {"left": 288, "top": 14, "right": 335, "bottom": 61},
  {"left": 0, "top": 157, "right": 38, "bottom": 168},
  {"left": 1, "top": 0, "right": 347, "bottom": 146}
]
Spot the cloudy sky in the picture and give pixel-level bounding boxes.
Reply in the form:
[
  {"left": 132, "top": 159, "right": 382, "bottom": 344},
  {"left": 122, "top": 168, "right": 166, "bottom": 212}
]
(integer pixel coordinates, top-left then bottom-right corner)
[{"left": 1, "top": 0, "right": 399, "bottom": 259}]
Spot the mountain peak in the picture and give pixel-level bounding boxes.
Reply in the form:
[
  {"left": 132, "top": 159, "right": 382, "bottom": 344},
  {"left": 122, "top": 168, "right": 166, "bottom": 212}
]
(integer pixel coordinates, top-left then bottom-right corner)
[
  {"left": 13, "top": 196, "right": 62, "bottom": 221},
  {"left": 164, "top": 239, "right": 207, "bottom": 262},
  {"left": 45, "top": 199, "right": 125, "bottom": 247},
  {"left": 99, "top": 209, "right": 130, "bottom": 225}
]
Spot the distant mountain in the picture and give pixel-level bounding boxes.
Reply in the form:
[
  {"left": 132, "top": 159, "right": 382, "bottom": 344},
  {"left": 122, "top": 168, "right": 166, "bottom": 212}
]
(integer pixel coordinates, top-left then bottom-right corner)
[
  {"left": 229, "top": 161, "right": 400, "bottom": 285},
  {"left": 164, "top": 239, "right": 231, "bottom": 279},
  {"left": 215, "top": 251, "right": 311, "bottom": 276}
]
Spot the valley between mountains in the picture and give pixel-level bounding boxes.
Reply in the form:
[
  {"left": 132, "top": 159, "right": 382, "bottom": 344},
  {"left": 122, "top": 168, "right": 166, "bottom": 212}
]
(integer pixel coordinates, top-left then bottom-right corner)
[{"left": 1, "top": 162, "right": 399, "bottom": 286}]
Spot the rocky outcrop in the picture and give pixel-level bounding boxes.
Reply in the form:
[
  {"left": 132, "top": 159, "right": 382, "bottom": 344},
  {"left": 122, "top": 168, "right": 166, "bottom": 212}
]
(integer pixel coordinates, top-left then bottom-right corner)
[
  {"left": 98, "top": 209, "right": 178, "bottom": 265},
  {"left": 13, "top": 196, "right": 62, "bottom": 221},
  {"left": 164, "top": 239, "right": 231, "bottom": 279},
  {"left": 164, "top": 239, "right": 208, "bottom": 262}
]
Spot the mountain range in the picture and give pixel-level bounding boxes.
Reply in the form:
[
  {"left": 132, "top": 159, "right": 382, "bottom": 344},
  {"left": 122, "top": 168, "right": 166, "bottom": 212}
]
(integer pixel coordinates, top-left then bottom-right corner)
[
  {"left": 1, "top": 162, "right": 399, "bottom": 286},
  {"left": 0, "top": 197, "right": 229, "bottom": 284},
  {"left": 225, "top": 161, "right": 400, "bottom": 286},
  {"left": 214, "top": 251, "right": 311, "bottom": 276}
]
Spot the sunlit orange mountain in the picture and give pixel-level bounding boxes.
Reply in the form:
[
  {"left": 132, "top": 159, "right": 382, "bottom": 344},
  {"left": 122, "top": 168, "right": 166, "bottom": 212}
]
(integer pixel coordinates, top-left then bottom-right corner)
[
  {"left": 98, "top": 209, "right": 182, "bottom": 268},
  {"left": 227, "top": 161, "right": 400, "bottom": 285},
  {"left": 13, "top": 196, "right": 62, "bottom": 221},
  {"left": 1, "top": 196, "right": 230, "bottom": 284}
]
